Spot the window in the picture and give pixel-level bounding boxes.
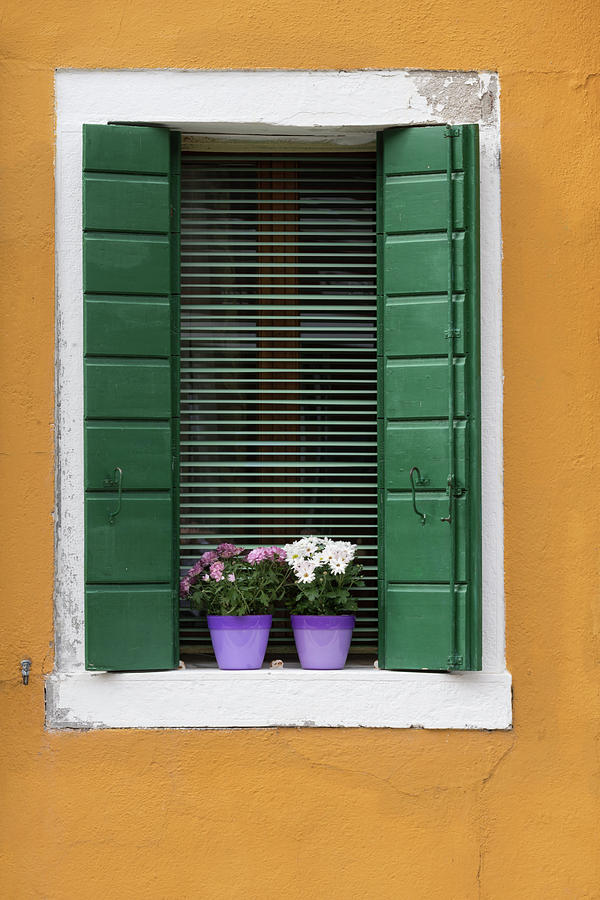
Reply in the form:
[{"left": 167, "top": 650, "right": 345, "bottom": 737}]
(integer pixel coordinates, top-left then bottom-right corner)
[
  {"left": 82, "top": 124, "right": 481, "bottom": 673},
  {"left": 49, "top": 69, "right": 510, "bottom": 729},
  {"left": 179, "top": 149, "right": 379, "bottom": 659}
]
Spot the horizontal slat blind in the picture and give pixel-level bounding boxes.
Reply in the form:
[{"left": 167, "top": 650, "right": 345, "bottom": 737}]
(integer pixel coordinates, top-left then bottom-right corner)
[{"left": 179, "top": 151, "right": 377, "bottom": 656}]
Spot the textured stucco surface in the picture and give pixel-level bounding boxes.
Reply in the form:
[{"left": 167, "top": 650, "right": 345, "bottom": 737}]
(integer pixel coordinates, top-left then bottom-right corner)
[{"left": 0, "top": 1, "right": 599, "bottom": 897}]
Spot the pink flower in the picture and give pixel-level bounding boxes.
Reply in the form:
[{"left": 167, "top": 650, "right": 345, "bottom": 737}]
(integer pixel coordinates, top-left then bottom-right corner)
[
  {"left": 200, "top": 550, "right": 218, "bottom": 566},
  {"left": 247, "top": 546, "right": 286, "bottom": 564},
  {"left": 179, "top": 576, "right": 191, "bottom": 597},
  {"left": 268, "top": 546, "right": 286, "bottom": 561},
  {"left": 209, "top": 561, "right": 225, "bottom": 582},
  {"left": 216, "top": 542, "right": 244, "bottom": 558},
  {"left": 202, "top": 574, "right": 210, "bottom": 582},
  {"left": 247, "top": 548, "right": 266, "bottom": 564},
  {"left": 227, "top": 573, "right": 235, "bottom": 582}
]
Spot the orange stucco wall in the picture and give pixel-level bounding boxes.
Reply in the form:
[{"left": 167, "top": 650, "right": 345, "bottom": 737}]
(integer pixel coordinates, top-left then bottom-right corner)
[{"left": 1, "top": 2, "right": 599, "bottom": 897}]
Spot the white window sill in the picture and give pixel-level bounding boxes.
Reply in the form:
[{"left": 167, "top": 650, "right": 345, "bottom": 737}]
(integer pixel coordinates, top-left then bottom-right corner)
[{"left": 45, "top": 667, "right": 512, "bottom": 730}]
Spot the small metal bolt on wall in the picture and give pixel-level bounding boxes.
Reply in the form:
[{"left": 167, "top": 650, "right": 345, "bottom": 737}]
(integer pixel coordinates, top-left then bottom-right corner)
[{"left": 20, "top": 659, "right": 32, "bottom": 685}]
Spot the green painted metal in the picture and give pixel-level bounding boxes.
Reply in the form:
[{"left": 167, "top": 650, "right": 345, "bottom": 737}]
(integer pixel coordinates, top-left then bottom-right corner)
[
  {"left": 378, "top": 124, "right": 481, "bottom": 671},
  {"left": 169, "top": 132, "right": 182, "bottom": 628},
  {"left": 83, "top": 123, "right": 179, "bottom": 672},
  {"left": 443, "top": 126, "right": 459, "bottom": 668},
  {"left": 463, "top": 125, "right": 482, "bottom": 670}
]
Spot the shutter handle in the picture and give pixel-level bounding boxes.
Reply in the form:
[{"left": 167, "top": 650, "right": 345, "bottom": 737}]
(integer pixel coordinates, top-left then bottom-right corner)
[
  {"left": 441, "top": 474, "right": 454, "bottom": 525},
  {"left": 409, "top": 466, "right": 427, "bottom": 525},
  {"left": 108, "top": 466, "right": 123, "bottom": 525}
]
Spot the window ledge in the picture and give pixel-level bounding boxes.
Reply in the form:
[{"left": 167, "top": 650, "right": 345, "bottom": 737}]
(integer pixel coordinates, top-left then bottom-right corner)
[{"left": 45, "top": 667, "right": 512, "bottom": 730}]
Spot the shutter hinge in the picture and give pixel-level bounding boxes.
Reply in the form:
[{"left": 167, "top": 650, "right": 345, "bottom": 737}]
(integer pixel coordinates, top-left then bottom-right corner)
[
  {"left": 444, "top": 126, "right": 461, "bottom": 138},
  {"left": 444, "top": 327, "right": 461, "bottom": 340},
  {"left": 20, "top": 658, "right": 32, "bottom": 685},
  {"left": 447, "top": 653, "right": 463, "bottom": 670},
  {"left": 444, "top": 474, "right": 464, "bottom": 498}
]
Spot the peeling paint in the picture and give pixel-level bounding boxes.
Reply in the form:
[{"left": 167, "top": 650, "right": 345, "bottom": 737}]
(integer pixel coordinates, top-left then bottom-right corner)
[{"left": 411, "top": 70, "right": 496, "bottom": 124}]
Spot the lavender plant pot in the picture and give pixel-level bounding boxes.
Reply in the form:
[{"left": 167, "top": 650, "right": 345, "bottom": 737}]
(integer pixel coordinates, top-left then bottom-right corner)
[
  {"left": 291, "top": 615, "right": 355, "bottom": 669},
  {"left": 207, "top": 615, "right": 272, "bottom": 670}
]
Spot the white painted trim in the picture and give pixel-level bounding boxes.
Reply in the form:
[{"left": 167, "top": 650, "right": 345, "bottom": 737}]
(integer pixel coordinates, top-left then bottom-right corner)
[
  {"left": 53, "top": 68, "right": 508, "bottom": 729},
  {"left": 181, "top": 132, "right": 378, "bottom": 152},
  {"left": 46, "top": 668, "right": 512, "bottom": 730}
]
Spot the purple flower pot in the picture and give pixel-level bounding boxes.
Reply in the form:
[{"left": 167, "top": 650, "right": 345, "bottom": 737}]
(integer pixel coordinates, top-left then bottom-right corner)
[
  {"left": 291, "top": 614, "right": 355, "bottom": 669},
  {"left": 207, "top": 615, "right": 272, "bottom": 670}
]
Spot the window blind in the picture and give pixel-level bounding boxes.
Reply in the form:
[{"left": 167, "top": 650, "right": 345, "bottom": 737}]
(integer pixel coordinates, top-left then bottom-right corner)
[{"left": 179, "top": 150, "right": 377, "bottom": 657}]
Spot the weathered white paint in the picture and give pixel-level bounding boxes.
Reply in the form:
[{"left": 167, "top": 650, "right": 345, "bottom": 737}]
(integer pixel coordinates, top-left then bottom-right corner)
[
  {"left": 51, "top": 68, "right": 508, "bottom": 729},
  {"left": 46, "top": 667, "right": 512, "bottom": 730}
]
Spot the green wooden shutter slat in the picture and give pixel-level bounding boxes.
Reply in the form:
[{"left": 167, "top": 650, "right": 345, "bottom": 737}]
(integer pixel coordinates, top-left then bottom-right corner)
[
  {"left": 86, "top": 494, "right": 173, "bottom": 582},
  {"left": 379, "top": 126, "right": 464, "bottom": 174},
  {"left": 83, "top": 124, "right": 179, "bottom": 671},
  {"left": 378, "top": 125, "right": 481, "bottom": 672},
  {"left": 84, "top": 297, "right": 172, "bottom": 358},
  {"left": 384, "top": 296, "right": 465, "bottom": 357},
  {"left": 86, "top": 586, "right": 177, "bottom": 671},
  {"left": 384, "top": 493, "right": 468, "bottom": 583},
  {"left": 384, "top": 233, "right": 465, "bottom": 294},
  {"left": 83, "top": 124, "right": 171, "bottom": 174},
  {"left": 383, "top": 585, "right": 467, "bottom": 671},
  {"left": 84, "top": 234, "right": 171, "bottom": 295},
  {"left": 83, "top": 175, "right": 171, "bottom": 233},
  {"left": 85, "top": 359, "right": 171, "bottom": 419},
  {"left": 383, "top": 173, "right": 465, "bottom": 232},
  {"left": 85, "top": 422, "right": 172, "bottom": 490},
  {"left": 385, "top": 421, "right": 467, "bottom": 491},
  {"left": 384, "top": 358, "right": 466, "bottom": 419}
]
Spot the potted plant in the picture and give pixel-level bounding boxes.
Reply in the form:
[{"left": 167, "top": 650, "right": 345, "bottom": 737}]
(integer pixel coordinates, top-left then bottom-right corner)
[
  {"left": 283, "top": 536, "right": 363, "bottom": 669},
  {"left": 180, "top": 543, "right": 289, "bottom": 670}
]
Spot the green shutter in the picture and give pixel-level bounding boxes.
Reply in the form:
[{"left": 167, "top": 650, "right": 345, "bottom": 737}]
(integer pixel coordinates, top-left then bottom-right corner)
[
  {"left": 378, "top": 125, "right": 481, "bottom": 671},
  {"left": 83, "top": 124, "right": 180, "bottom": 671}
]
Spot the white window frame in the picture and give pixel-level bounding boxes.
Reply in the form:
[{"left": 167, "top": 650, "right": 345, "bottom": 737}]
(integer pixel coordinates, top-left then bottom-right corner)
[{"left": 47, "top": 68, "right": 510, "bottom": 730}]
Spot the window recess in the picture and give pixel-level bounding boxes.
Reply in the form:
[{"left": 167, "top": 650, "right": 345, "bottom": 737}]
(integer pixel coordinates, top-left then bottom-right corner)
[
  {"left": 81, "top": 120, "right": 482, "bottom": 676},
  {"left": 178, "top": 150, "right": 378, "bottom": 659}
]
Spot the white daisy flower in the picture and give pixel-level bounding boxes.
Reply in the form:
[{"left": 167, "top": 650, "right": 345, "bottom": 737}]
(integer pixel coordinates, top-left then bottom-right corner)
[{"left": 297, "top": 567, "right": 316, "bottom": 584}]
